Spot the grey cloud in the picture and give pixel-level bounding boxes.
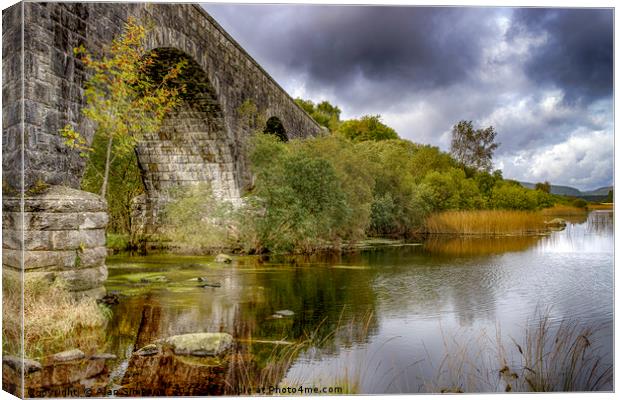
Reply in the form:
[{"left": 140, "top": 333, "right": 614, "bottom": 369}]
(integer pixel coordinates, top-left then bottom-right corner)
[{"left": 507, "top": 8, "right": 613, "bottom": 104}]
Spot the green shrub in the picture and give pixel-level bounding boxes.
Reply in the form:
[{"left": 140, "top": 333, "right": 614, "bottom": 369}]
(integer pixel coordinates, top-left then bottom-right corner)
[
  {"left": 242, "top": 134, "right": 372, "bottom": 253},
  {"left": 572, "top": 198, "right": 588, "bottom": 208}
]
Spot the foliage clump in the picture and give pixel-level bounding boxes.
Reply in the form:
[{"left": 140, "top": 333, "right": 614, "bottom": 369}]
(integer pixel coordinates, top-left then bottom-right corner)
[{"left": 337, "top": 115, "right": 399, "bottom": 142}]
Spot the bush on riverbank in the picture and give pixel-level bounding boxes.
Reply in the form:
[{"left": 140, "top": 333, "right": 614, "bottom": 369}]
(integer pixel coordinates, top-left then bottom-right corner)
[
  {"left": 424, "top": 210, "right": 547, "bottom": 235},
  {"left": 238, "top": 134, "right": 374, "bottom": 253},
  {"left": 2, "top": 272, "right": 109, "bottom": 359}
]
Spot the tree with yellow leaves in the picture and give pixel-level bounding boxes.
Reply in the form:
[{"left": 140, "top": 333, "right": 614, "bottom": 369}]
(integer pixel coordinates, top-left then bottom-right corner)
[{"left": 61, "top": 18, "right": 187, "bottom": 199}]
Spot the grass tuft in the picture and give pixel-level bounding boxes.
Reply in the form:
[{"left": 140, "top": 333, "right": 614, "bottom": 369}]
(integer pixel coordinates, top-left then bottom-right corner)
[{"left": 2, "top": 271, "right": 109, "bottom": 359}]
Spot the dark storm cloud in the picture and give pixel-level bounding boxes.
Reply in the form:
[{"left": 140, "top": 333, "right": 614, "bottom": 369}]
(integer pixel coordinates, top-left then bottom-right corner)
[
  {"left": 508, "top": 8, "right": 613, "bottom": 104},
  {"left": 205, "top": 5, "right": 502, "bottom": 106}
]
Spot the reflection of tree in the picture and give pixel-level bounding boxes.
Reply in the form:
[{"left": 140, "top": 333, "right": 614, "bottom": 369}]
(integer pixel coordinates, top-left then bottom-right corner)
[
  {"left": 249, "top": 255, "right": 379, "bottom": 348},
  {"left": 134, "top": 297, "right": 162, "bottom": 349}
]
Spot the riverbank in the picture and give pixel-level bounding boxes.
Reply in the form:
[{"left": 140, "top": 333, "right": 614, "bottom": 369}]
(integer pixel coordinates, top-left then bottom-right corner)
[{"left": 108, "top": 206, "right": 606, "bottom": 256}]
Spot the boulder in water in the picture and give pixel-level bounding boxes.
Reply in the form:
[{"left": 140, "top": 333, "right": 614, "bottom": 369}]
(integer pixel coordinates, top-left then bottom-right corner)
[
  {"left": 545, "top": 218, "right": 567, "bottom": 228},
  {"left": 159, "top": 333, "right": 233, "bottom": 357}
]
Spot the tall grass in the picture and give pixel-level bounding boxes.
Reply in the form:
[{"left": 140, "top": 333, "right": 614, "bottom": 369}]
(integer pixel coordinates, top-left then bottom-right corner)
[
  {"left": 2, "top": 272, "right": 109, "bottom": 359},
  {"left": 424, "top": 210, "right": 547, "bottom": 235},
  {"left": 497, "top": 314, "right": 612, "bottom": 392},
  {"left": 429, "top": 312, "right": 613, "bottom": 393}
]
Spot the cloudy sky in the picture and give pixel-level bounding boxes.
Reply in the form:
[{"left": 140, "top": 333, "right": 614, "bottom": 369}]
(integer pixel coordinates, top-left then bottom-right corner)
[{"left": 202, "top": 4, "right": 613, "bottom": 191}]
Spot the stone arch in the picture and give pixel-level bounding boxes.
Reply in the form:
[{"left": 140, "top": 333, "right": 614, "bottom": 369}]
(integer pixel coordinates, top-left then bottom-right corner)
[
  {"left": 263, "top": 116, "right": 288, "bottom": 142},
  {"left": 132, "top": 47, "right": 241, "bottom": 233}
]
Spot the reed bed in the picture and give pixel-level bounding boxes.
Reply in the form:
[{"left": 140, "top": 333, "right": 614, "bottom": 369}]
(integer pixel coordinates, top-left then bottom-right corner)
[
  {"left": 424, "top": 210, "right": 547, "bottom": 235},
  {"left": 587, "top": 203, "right": 614, "bottom": 211},
  {"left": 541, "top": 204, "right": 588, "bottom": 216},
  {"left": 2, "top": 272, "right": 109, "bottom": 359}
]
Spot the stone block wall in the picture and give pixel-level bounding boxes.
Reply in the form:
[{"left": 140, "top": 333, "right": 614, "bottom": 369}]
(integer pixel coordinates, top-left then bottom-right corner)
[{"left": 2, "top": 185, "right": 108, "bottom": 297}]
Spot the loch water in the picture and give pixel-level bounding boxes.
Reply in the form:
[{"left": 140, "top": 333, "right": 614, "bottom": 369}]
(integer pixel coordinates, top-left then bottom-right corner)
[{"left": 103, "top": 210, "right": 613, "bottom": 394}]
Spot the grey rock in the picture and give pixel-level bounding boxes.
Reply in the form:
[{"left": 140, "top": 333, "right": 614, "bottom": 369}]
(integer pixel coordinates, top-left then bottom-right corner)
[
  {"left": 51, "top": 348, "right": 85, "bottom": 362},
  {"left": 158, "top": 332, "right": 233, "bottom": 357},
  {"left": 140, "top": 275, "right": 168, "bottom": 283},
  {"left": 200, "top": 282, "right": 221, "bottom": 288},
  {"left": 275, "top": 309, "right": 295, "bottom": 317},
  {"left": 545, "top": 218, "right": 567, "bottom": 227}
]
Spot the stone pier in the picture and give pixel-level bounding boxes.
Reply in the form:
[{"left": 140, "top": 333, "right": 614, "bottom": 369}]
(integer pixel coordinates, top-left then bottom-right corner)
[{"left": 2, "top": 185, "right": 108, "bottom": 297}]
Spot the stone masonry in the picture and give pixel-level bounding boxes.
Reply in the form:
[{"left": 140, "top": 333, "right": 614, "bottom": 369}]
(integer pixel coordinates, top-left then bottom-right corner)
[
  {"left": 2, "top": 2, "right": 322, "bottom": 291},
  {"left": 3, "top": 185, "right": 108, "bottom": 297}
]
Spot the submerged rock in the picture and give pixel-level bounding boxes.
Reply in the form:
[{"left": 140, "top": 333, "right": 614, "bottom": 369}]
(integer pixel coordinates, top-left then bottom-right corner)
[
  {"left": 135, "top": 344, "right": 160, "bottom": 356},
  {"left": 51, "top": 348, "right": 85, "bottom": 363},
  {"left": 159, "top": 333, "right": 233, "bottom": 357},
  {"left": 3, "top": 355, "right": 42, "bottom": 373},
  {"left": 215, "top": 254, "right": 232, "bottom": 263},
  {"left": 140, "top": 275, "right": 169, "bottom": 283},
  {"left": 275, "top": 309, "right": 295, "bottom": 317},
  {"left": 200, "top": 282, "right": 221, "bottom": 288}
]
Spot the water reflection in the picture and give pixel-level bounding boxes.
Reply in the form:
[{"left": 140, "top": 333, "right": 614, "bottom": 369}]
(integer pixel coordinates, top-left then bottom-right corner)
[
  {"left": 424, "top": 235, "right": 542, "bottom": 256},
  {"left": 536, "top": 210, "right": 613, "bottom": 254}
]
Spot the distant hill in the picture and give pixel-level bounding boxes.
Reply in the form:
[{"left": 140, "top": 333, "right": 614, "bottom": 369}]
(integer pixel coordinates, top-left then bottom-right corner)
[{"left": 519, "top": 182, "right": 612, "bottom": 200}]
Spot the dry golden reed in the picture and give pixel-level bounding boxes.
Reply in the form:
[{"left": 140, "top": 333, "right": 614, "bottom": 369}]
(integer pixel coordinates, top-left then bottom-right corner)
[
  {"left": 424, "top": 210, "right": 547, "bottom": 235},
  {"left": 540, "top": 204, "right": 588, "bottom": 216},
  {"left": 2, "top": 272, "right": 108, "bottom": 359}
]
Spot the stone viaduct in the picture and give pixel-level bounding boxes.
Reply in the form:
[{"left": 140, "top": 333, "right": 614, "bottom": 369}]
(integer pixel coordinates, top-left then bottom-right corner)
[{"left": 2, "top": 2, "right": 322, "bottom": 296}]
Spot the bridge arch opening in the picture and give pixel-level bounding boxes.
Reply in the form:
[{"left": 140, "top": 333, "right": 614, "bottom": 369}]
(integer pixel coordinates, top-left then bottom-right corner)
[
  {"left": 263, "top": 116, "right": 288, "bottom": 142},
  {"left": 132, "top": 47, "right": 241, "bottom": 233}
]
